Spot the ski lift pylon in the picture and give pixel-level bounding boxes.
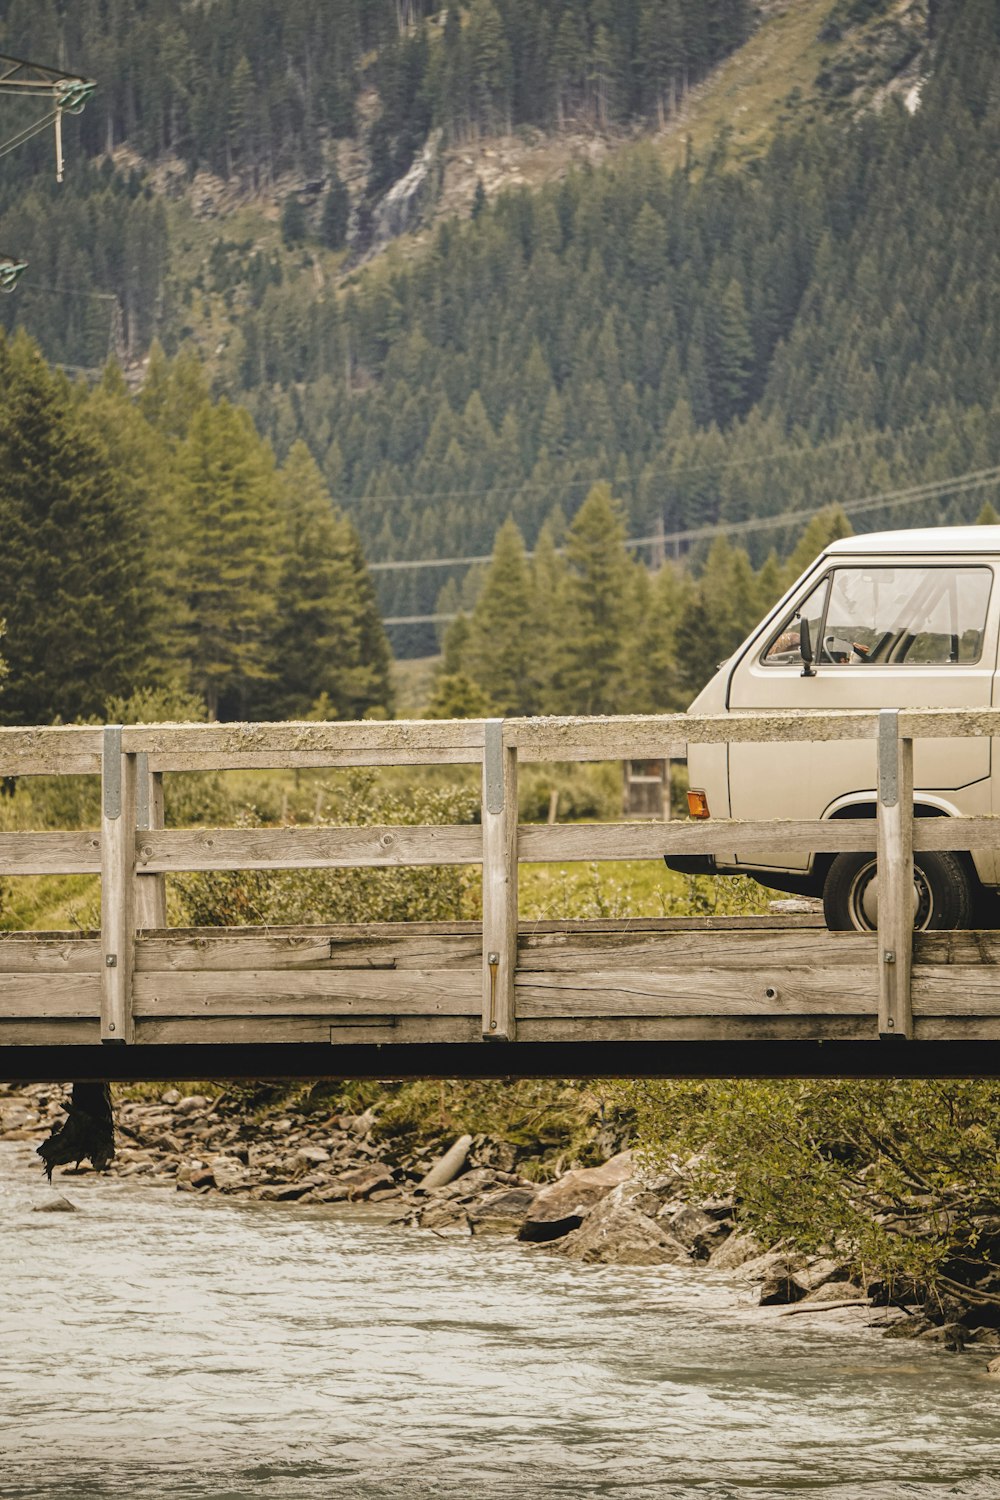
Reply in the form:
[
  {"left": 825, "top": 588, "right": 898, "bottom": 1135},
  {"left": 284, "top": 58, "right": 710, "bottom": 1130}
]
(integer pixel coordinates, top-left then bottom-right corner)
[
  {"left": 0, "top": 256, "right": 28, "bottom": 293},
  {"left": 0, "top": 52, "right": 95, "bottom": 181}
]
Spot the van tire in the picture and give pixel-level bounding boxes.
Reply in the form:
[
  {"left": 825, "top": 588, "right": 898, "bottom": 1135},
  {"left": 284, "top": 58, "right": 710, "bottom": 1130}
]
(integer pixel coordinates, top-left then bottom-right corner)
[{"left": 823, "top": 850, "right": 973, "bottom": 932}]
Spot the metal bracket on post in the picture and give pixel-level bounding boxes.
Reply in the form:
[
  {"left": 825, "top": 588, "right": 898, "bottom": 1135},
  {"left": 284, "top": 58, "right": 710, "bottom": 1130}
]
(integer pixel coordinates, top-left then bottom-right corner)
[
  {"left": 484, "top": 718, "right": 505, "bottom": 816},
  {"left": 103, "top": 724, "right": 122, "bottom": 820},
  {"left": 876, "top": 709, "right": 914, "bottom": 1040},
  {"left": 482, "top": 719, "right": 517, "bottom": 1041}
]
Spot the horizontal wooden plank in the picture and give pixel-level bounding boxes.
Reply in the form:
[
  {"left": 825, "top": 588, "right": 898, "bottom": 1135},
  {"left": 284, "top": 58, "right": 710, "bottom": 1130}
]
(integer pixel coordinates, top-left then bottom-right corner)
[
  {"left": 0, "top": 726, "right": 103, "bottom": 776},
  {"left": 518, "top": 817, "right": 1000, "bottom": 862},
  {"left": 913, "top": 1017, "right": 1000, "bottom": 1042},
  {"left": 515, "top": 1015, "right": 878, "bottom": 1042},
  {"left": 135, "top": 930, "right": 483, "bottom": 973},
  {"left": 516, "top": 929, "right": 873, "bottom": 971},
  {"left": 0, "top": 936, "right": 101, "bottom": 973},
  {"left": 145, "top": 748, "right": 484, "bottom": 771},
  {"left": 0, "top": 830, "right": 101, "bottom": 875},
  {"left": 508, "top": 712, "right": 877, "bottom": 758},
  {"left": 515, "top": 969, "right": 876, "bottom": 1016},
  {"left": 124, "top": 719, "right": 487, "bottom": 758},
  {"left": 137, "top": 825, "right": 482, "bottom": 872},
  {"left": 911, "top": 971, "right": 1000, "bottom": 1014},
  {"left": 916, "top": 931, "right": 1000, "bottom": 964},
  {"left": 518, "top": 820, "right": 870, "bottom": 860},
  {"left": 0, "top": 1019, "right": 101, "bottom": 1045},
  {"left": 0, "top": 974, "right": 100, "bottom": 1017},
  {"left": 133, "top": 969, "right": 479, "bottom": 1015},
  {"left": 134, "top": 1015, "right": 483, "bottom": 1045}
]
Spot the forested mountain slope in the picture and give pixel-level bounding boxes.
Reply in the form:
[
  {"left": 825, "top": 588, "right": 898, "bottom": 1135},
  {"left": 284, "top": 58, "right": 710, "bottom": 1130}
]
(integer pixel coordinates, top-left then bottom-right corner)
[{"left": 1, "top": 0, "right": 996, "bottom": 659}]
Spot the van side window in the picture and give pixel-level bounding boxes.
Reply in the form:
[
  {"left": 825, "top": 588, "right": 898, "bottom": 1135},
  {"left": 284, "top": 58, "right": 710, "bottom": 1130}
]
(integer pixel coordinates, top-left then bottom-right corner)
[
  {"left": 822, "top": 566, "right": 992, "bottom": 665},
  {"left": 761, "top": 578, "right": 830, "bottom": 665}
]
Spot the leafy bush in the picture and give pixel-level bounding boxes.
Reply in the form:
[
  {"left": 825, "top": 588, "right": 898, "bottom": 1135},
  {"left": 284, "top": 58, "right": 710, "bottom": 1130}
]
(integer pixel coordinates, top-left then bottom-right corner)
[
  {"left": 619, "top": 1076, "right": 1000, "bottom": 1304},
  {"left": 174, "top": 771, "right": 480, "bottom": 927}
]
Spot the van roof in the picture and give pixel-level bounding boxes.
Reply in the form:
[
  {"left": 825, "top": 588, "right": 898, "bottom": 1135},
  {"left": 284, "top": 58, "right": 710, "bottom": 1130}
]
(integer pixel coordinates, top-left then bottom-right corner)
[{"left": 826, "top": 526, "right": 1000, "bottom": 556}]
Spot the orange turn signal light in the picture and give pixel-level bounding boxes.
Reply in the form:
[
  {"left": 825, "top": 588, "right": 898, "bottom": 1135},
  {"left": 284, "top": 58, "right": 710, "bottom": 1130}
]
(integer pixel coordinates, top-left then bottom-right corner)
[{"left": 687, "top": 789, "right": 711, "bottom": 820}]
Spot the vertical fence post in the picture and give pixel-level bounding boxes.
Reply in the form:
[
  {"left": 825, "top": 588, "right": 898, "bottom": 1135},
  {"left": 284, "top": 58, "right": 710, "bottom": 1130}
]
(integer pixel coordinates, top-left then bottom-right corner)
[
  {"left": 876, "top": 709, "right": 914, "bottom": 1040},
  {"left": 101, "top": 726, "right": 136, "bottom": 1044},
  {"left": 135, "top": 751, "right": 167, "bottom": 930},
  {"left": 482, "top": 719, "right": 517, "bottom": 1041}
]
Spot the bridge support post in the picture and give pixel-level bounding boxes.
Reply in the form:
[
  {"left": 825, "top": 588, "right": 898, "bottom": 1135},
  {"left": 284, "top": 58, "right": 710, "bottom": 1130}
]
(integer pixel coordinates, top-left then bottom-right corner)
[
  {"left": 876, "top": 709, "right": 913, "bottom": 1040},
  {"left": 482, "top": 719, "right": 517, "bottom": 1040},
  {"left": 135, "top": 751, "right": 166, "bottom": 930},
  {"left": 101, "top": 726, "right": 137, "bottom": 1044}
]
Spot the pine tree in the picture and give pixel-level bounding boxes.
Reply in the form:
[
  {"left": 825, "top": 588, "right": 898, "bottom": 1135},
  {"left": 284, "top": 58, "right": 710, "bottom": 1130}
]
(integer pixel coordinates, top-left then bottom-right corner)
[
  {"left": 557, "top": 483, "right": 636, "bottom": 714},
  {"left": 281, "top": 194, "right": 308, "bottom": 248},
  {"left": 463, "top": 518, "right": 536, "bottom": 714},
  {"left": 266, "top": 442, "right": 392, "bottom": 720},
  {"left": 320, "top": 169, "right": 351, "bottom": 250},
  {"left": 0, "top": 331, "right": 155, "bottom": 725},
  {"left": 174, "top": 399, "right": 280, "bottom": 719}
]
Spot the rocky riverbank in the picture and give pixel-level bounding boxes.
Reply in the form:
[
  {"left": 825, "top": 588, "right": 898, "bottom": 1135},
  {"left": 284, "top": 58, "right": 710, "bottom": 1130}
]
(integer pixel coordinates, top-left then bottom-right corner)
[{"left": 3, "top": 1081, "right": 999, "bottom": 1370}]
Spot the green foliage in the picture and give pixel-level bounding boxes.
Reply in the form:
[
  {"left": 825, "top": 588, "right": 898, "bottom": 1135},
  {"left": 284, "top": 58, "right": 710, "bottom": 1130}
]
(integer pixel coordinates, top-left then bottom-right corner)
[
  {"left": 621, "top": 1077, "right": 1000, "bottom": 1298},
  {"left": 423, "top": 671, "right": 497, "bottom": 720},
  {"left": 0, "top": 331, "right": 157, "bottom": 725},
  {"left": 0, "top": 332, "right": 392, "bottom": 729},
  {"left": 280, "top": 195, "right": 308, "bottom": 248},
  {"left": 320, "top": 171, "right": 351, "bottom": 251},
  {"left": 172, "top": 400, "right": 281, "bottom": 718},
  {"left": 267, "top": 442, "right": 394, "bottom": 720},
  {"left": 174, "top": 772, "right": 480, "bottom": 927}
]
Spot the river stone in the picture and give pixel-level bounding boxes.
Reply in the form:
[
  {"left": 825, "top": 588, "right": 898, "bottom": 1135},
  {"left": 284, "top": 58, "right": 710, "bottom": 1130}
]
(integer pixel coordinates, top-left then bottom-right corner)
[
  {"left": 707, "top": 1232, "right": 763, "bottom": 1271},
  {"left": 792, "top": 1257, "right": 849, "bottom": 1294},
  {"left": 471, "top": 1185, "right": 538, "bottom": 1234},
  {"left": 986, "top": 1355, "right": 1000, "bottom": 1378},
  {"left": 663, "top": 1205, "right": 729, "bottom": 1260},
  {"left": 419, "top": 1199, "right": 475, "bottom": 1231},
  {"left": 743, "top": 1252, "right": 809, "bottom": 1305},
  {"left": 174, "top": 1095, "right": 208, "bottom": 1117},
  {"left": 801, "top": 1279, "right": 866, "bottom": 1304},
  {"left": 32, "top": 1194, "right": 77, "bottom": 1213},
  {"left": 335, "top": 1165, "right": 395, "bottom": 1201},
  {"left": 546, "top": 1184, "right": 690, "bottom": 1267},
  {"left": 417, "top": 1135, "right": 473, "bottom": 1192},
  {"left": 518, "top": 1151, "right": 633, "bottom": 1242},
  {"left": 293, "top": 1146, "right": 331, "bottom": 1170}
]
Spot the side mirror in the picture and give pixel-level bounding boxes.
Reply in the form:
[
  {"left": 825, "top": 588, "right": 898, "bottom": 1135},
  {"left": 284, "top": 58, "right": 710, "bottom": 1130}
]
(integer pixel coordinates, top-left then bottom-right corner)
[{"left": 799, "top": 615, "right": 816, "bottom": 678}]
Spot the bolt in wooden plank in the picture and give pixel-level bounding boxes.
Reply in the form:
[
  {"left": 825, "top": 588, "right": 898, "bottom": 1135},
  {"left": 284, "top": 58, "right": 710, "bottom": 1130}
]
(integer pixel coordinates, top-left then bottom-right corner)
[
  {"left": 482, "top": 720, "right": 517, "bottom": 1041},
  {"left": 135, "top": 752, "right": 167, "bottom": 930},
  {"left": 876, "top": 710, "right": 913, "bottom": 1040},
  {"left": 101, "top": 728, "right": 137, "bottom": 1043}
]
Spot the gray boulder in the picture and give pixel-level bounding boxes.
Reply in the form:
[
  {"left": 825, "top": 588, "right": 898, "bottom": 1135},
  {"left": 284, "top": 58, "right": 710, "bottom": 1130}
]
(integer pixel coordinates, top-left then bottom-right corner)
[
  {"left": 518, "top": 1151, "right": 633, "bottom": 1243},
  {"left": 546, "top": 1182, "right": 691, "bottom": 1267}
]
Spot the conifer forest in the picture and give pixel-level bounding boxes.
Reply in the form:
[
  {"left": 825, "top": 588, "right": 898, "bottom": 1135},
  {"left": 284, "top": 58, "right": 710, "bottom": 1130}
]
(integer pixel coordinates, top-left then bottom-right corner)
[{"left": 1, "top": 0, "right": 999, "bottom": 715}]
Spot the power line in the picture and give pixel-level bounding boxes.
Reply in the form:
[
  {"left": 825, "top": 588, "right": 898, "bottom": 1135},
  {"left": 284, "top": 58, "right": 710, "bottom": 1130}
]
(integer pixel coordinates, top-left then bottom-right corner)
[
  {"left": 357, "top": 404, "right": 1000, "bottom": 523},
  {"left": 372, "top": 463, "right": 1000, "bottom": 580},
  {"left": 378, "top": 463, "right": 1000, "bottom": 627}
]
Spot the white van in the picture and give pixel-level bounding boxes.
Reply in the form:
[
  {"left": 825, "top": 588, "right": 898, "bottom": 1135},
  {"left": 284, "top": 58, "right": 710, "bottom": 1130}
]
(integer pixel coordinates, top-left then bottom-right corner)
[{"left": 669, "top": 526, "right": 1000, "bottom": 930}]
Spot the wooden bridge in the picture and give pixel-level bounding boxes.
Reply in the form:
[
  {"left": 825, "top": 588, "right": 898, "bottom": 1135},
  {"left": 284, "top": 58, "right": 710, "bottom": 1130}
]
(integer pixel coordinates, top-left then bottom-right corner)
[{"left": 4, "top": 710, "right": 1000, "bottom": 1083}]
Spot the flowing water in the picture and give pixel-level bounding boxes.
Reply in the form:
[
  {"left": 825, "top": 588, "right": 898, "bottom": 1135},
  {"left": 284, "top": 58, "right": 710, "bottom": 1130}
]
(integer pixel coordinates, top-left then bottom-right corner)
[{"left": 2, "top": 1140, "right": 1000, "bottom": 1500}]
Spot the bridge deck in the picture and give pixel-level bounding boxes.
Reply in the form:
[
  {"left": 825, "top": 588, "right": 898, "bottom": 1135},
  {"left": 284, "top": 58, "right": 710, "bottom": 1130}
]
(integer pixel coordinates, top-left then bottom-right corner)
[
  {"left": 4, "top": 711, "right": 1000, "bottom": 1081},
  {"left": 5, "top": 914, "right": 1000, "bottom": 1081}
]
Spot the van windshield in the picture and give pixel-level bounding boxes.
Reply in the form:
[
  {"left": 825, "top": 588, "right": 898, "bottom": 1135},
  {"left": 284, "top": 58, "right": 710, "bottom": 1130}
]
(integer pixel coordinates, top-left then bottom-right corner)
[{"left": 762, "top": 565, "right": 992, "bottom": 667}]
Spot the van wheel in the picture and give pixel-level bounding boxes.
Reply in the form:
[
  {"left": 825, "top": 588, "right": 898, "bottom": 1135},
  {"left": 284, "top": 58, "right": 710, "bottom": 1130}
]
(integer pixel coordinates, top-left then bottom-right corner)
[{"left": 823, "top": 850, "right": 973, "bottom": 932}]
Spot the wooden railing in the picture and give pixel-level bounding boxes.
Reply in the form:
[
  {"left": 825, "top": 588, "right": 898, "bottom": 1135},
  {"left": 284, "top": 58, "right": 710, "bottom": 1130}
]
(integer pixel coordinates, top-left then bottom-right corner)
[{"left": 1, "top": 708, "right": 998, "bottom": 1049}]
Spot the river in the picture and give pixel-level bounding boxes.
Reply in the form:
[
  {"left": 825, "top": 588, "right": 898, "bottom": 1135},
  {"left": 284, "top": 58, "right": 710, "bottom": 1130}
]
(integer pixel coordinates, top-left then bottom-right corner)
[{"left": 2, "top": 1141, "right": 999, "bottom": 1499}]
